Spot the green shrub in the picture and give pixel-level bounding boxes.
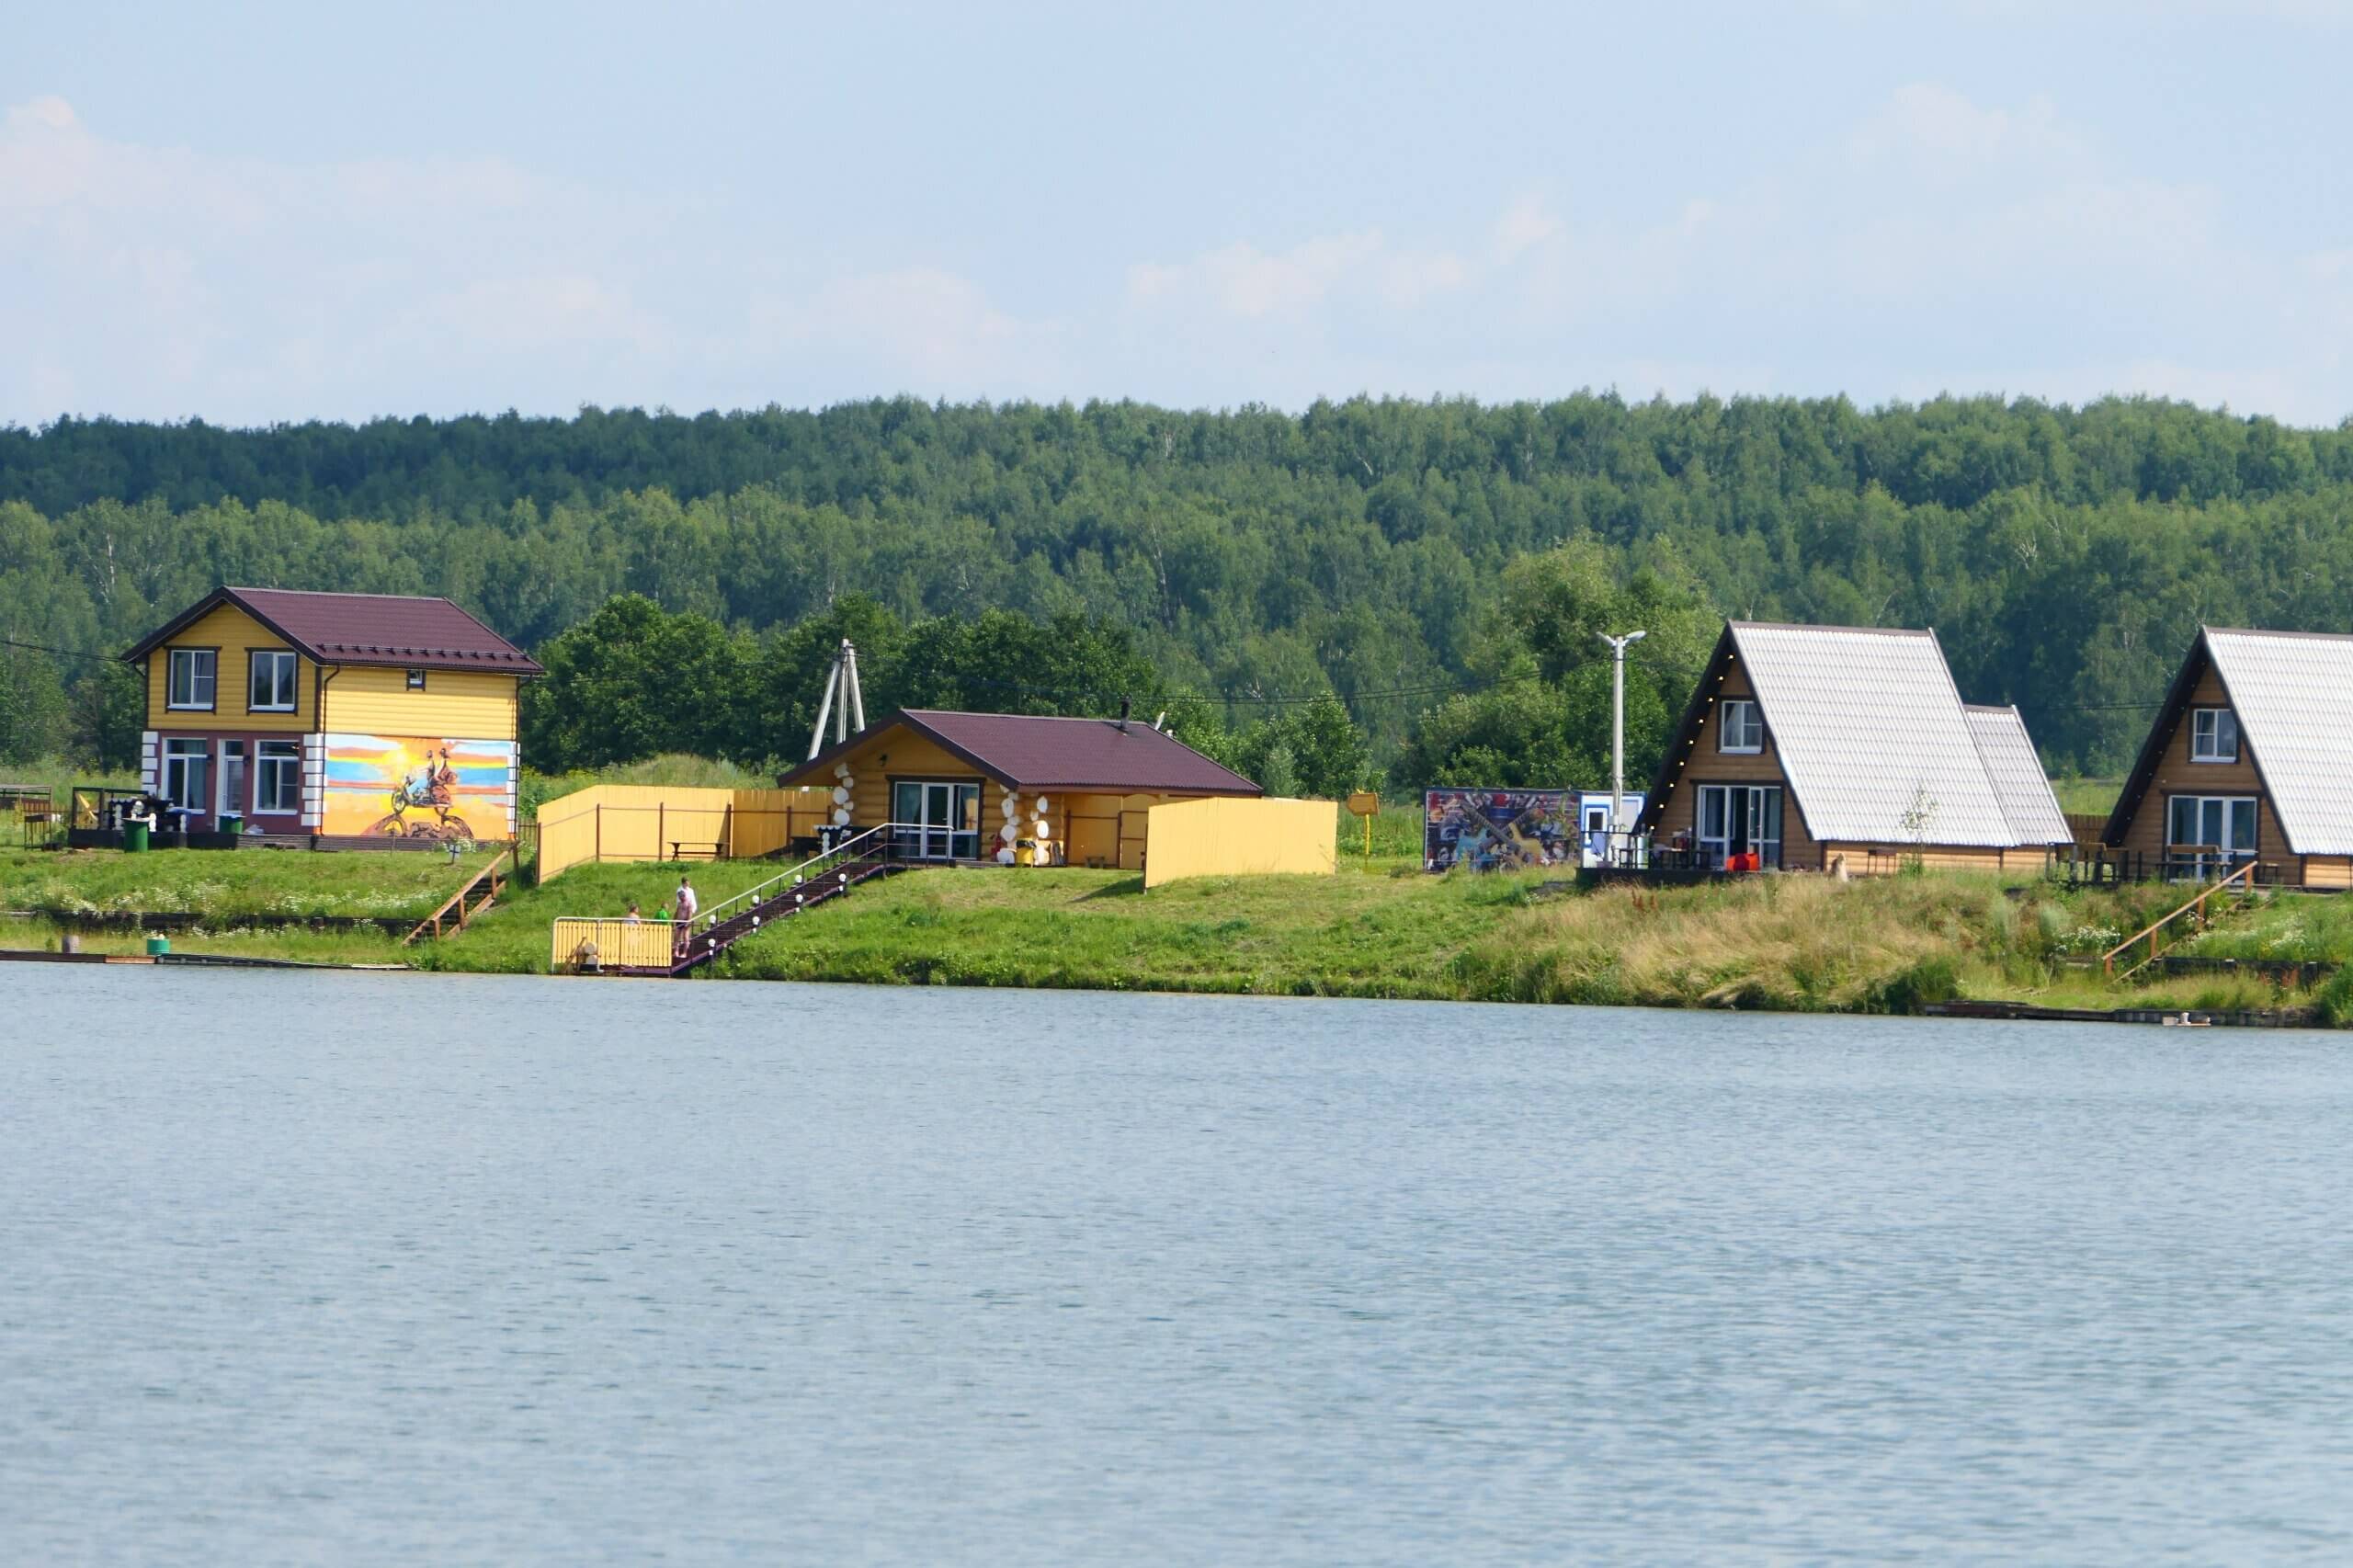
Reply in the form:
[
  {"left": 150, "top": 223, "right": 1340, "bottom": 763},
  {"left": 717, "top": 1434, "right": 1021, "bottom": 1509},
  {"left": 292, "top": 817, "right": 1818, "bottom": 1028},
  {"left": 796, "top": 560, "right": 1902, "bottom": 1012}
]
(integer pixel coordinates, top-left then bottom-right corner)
[{"left": 1867, "top": 955, "right": 1961, "bottom": 1014}]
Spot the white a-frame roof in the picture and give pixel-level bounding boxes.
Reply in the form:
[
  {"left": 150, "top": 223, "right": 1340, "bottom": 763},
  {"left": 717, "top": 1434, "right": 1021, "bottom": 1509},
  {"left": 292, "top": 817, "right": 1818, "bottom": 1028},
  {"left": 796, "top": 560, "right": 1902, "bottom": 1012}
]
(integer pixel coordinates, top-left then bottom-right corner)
[
  {"left": 1966, "top": 705, "right": 2073, "bottom": 846},
  {"left": 1643, "top": 621, "right": 2067, "bottom": 849},
  {"left": 1727, "top": 623, "right": 2021, "bottom": 847},
  {"left": 2175, "top": 628, "right": 2353, "bottom": 856}
]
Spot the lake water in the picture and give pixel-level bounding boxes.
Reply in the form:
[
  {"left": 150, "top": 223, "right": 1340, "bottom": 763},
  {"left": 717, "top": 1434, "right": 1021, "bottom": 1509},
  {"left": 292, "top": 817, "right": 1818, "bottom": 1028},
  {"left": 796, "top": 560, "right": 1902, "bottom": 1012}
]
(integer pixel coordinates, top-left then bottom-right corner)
[{"left": 4, "top": 970, "right": 2350, "bottom": 1563}]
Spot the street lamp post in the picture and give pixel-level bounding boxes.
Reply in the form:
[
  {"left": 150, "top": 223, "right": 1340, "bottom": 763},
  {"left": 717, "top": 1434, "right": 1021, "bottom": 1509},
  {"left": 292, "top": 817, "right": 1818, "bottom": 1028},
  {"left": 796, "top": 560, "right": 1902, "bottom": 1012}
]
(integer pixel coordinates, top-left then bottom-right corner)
[{"left": 1597, "top": 629, "right": 1648, "bottom": 841}]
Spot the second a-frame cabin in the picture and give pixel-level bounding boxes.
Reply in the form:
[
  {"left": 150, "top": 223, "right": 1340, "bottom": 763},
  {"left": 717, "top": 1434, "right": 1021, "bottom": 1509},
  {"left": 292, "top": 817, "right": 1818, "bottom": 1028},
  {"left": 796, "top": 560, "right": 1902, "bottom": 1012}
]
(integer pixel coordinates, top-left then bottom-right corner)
[
  {"left": 1636, "top": 621, "right": 2071, "bottom": 874},
  {"left": 2101, "top": 627, "right": 2353, "bottom": 886}
]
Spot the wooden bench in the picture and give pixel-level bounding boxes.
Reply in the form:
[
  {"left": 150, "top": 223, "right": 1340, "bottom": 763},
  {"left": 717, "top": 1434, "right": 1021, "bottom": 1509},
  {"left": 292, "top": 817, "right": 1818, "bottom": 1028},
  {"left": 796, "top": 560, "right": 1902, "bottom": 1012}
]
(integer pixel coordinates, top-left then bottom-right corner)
[{"left": 668, "top": 840, "right": 723, "bottom": 860}]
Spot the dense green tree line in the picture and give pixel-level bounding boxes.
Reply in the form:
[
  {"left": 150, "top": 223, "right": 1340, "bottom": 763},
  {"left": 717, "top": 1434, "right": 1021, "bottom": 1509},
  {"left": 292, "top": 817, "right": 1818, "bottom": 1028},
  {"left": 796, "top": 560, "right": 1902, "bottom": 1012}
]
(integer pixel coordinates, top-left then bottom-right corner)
[
  {"left": 7, "top": 392, "right": 2353, "bottom": 781},
  {"left": 518, "top": 594, "right": 1378, "bottom": 796}
]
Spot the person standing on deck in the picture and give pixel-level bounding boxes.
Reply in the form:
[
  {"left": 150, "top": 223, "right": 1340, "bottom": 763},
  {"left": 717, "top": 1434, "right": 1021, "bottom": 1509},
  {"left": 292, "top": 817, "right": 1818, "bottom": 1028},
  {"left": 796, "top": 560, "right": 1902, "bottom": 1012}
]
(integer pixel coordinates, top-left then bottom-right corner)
[{"left": 676, "top": 876, "right": 699, "bottom": 926}]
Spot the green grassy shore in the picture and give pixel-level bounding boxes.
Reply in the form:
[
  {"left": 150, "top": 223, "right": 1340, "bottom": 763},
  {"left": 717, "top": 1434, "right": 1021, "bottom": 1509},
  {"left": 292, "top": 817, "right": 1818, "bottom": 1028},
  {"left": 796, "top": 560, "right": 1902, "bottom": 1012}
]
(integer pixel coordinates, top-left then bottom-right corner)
[{"left": 4, "top": 843, "right": 2328, "bottom": 1019}]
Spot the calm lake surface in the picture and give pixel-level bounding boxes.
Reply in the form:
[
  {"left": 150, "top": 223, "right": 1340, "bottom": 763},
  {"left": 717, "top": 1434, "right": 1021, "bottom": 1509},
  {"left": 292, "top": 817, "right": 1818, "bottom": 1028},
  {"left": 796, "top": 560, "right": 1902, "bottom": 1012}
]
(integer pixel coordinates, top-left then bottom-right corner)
[{"left": 4, "top": 970, "right": 2351, "bottom": 1563}]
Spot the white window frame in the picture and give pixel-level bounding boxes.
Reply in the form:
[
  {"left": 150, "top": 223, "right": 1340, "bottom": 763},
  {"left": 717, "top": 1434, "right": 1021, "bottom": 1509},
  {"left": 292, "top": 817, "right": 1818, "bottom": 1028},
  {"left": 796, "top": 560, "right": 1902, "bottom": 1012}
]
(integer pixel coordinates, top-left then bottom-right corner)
[
  {"left": 162, "top": 738, "right": 211, "bottom": 812},
  {"left": 1718, "top": 699, "right": 1764, "bottom": 755},
  {"left": 166, "top": 648, "right": 217, "bottom": 711},
  {"left": 405, "top": 667, "right": 427, "bottom": 690},
  {"left": 249, "top": 649, "right": 299, "bottom": 712},
  {"left": 2189, "top": 707, "right": 2238, "bottom": 763},
  {"left": 256, "top": 740, "right": 301, "bottom": 814}
]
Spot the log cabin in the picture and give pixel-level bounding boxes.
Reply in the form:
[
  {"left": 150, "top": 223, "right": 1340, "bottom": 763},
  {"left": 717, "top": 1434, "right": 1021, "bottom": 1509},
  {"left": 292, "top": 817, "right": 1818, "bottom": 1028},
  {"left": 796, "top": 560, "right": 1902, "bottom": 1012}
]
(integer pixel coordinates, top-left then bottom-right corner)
[
  {"left": 2100, "top": 627, "right": 2353, "bottom": 887},
  {"left": 774, "top": 709, "right": 1260, "bottom": 869},
  {"left": 119, "top": 586, "right": 540, "bottom": 846},
  {"left": 1635, "top": 621, "right": 2070, "bottom": 874}
]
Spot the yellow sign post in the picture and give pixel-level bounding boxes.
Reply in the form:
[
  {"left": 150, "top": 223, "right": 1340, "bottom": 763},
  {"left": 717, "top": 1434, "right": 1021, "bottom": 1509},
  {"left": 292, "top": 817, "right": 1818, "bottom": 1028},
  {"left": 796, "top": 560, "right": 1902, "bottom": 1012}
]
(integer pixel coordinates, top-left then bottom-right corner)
[{"left": 1347, "top": 790, "right": 1381, "bottom": 858}]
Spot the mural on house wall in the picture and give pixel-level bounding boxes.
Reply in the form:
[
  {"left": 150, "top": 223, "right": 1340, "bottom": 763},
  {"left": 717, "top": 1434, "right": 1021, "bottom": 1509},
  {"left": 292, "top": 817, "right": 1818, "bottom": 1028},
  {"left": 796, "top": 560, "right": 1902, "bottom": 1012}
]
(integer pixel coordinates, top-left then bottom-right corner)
[
  {"left": 1424, "top": 788, "right": 1573, "bottom": 872},
  {"left": 321, "top": 734, "right": 516, "bottom": 839}
]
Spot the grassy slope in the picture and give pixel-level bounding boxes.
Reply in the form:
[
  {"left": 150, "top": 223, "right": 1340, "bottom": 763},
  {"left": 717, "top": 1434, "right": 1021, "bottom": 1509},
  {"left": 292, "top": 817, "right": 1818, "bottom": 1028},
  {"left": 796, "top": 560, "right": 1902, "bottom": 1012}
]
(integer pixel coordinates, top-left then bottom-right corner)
[
  {"left": 2, "top": 840, "right": 2329, "bottom": 1017},
  {"left": 706, "top": 860, "right": 2304, "bottom": 1014},
  {"left": 0, "top": 846, "right": 506, "bottom": 918}
]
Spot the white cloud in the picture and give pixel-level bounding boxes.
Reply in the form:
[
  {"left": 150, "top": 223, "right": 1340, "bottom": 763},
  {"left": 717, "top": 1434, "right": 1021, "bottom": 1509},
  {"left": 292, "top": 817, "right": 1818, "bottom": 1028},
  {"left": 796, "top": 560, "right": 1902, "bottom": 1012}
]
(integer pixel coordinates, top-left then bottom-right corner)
[
  {"left": 3, "top": 82, "right": 2348, "bottom": 429},
  {"left": 1848, "top": 82, "right": 2085, "bottom": 167},
  {"left": 1130, "top": 232, "right": 1390, "bottom": 319},
  {"left": 0, "top": 96, "right": 1082, "bottom": 420},
  {"left": 1493, "top": 194, "right": 1564, "bottom": 263},
  {"left": 753, "top": 267, "right": 1074, "bottom": 394}
]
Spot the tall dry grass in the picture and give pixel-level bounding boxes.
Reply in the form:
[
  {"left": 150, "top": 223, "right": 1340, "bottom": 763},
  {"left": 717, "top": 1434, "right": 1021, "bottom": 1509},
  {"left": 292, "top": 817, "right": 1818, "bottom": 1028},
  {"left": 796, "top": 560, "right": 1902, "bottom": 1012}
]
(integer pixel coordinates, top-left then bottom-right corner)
[{"left": 1460, "top": 872, "right": 2190, "bottom": 1012}]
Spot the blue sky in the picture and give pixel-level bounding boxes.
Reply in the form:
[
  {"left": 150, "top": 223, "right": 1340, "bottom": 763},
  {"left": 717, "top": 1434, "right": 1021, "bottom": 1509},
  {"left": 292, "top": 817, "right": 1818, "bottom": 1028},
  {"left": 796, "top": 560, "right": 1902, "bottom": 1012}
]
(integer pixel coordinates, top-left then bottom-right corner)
[{"left": 5, "top": 1, "right": 2349, "bottom": 426}]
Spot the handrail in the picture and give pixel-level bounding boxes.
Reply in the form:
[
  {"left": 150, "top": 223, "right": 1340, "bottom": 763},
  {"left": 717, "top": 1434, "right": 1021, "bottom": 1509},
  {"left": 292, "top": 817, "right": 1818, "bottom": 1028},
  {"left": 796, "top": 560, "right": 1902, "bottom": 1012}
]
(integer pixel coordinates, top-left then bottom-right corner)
[
  {"left": 683, "top": 822, "right": 912, "bottom": 936},
  {"left": 2101, "top": 858, "right": 2256, "bottom": 979}
]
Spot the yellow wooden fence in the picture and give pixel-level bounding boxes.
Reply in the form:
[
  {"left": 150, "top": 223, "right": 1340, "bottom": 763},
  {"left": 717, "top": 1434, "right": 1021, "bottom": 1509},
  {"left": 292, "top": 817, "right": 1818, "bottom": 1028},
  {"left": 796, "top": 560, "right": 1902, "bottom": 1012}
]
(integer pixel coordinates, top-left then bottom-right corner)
[
  {"left": 550, "top": 916, "right": 684, "bottom": 972},
  {"left": 535, "top": 786, "right": 833, "bottom": 880},
  {"left": 1142, "top": 797, "right": 1338, "bottom": 888}
]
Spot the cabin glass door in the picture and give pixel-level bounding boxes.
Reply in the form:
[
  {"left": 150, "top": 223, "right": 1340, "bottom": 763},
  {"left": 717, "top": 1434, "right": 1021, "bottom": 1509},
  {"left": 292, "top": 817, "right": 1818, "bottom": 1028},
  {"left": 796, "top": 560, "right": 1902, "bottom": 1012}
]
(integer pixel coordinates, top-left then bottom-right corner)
[
  {"left": 1698, "top": 784, "right": 1783, "bottom": 869},
  {"left": 2165, "top": 794, "right": 2256, "bottom": 879},
  {"left": 893, "top": 780, "right": 982, "bottom": 859}
]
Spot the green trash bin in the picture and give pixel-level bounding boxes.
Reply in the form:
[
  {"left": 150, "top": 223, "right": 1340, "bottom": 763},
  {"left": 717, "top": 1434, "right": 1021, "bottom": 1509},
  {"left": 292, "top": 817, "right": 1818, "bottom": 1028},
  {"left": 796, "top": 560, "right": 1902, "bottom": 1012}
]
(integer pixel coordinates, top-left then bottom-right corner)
[
  {"left": 146, "top": 935, "right": 170, "bottom": 957},
  {"left": 124, "top": 819, "right": 150, "bottom": 853},
  {"left": 220, "top": 812, "right": 243, "bottom": 836}
]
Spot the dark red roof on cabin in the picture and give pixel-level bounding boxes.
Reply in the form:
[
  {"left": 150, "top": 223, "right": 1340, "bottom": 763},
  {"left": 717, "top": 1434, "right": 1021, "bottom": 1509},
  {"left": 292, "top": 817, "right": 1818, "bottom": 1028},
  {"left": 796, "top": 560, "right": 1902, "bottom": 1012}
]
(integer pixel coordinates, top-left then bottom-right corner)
[
  {"left": 782, "top": 709, "right": 1262, "bottom": 795},
  {"left": 122, "top": 586, "right": 543, "bottom": 675}
]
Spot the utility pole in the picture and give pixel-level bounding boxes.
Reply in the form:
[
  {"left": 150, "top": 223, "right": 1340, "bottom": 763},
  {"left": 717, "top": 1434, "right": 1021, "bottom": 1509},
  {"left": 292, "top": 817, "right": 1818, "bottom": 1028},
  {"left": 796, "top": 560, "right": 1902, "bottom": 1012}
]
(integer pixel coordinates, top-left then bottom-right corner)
[{"left": 1597, "top": 629, "right": 1647, "bottom": 836}]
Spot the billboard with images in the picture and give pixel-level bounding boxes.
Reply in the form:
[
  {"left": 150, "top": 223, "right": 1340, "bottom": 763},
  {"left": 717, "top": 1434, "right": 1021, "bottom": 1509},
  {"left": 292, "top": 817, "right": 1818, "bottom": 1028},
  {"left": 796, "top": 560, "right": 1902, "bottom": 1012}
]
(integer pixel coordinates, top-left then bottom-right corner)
[{"left": 1423, "top": 788, "right": 1573, "bottom": 872}]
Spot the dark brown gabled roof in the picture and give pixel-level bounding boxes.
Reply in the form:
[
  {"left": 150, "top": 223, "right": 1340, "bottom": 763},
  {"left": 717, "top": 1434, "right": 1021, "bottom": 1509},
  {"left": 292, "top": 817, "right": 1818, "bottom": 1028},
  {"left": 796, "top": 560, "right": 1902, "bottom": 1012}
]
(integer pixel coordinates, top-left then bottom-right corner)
[
  {"left": 121, "top": 586, "right": 543, "bottom": 675},
  {"left": 779, "top": 709, "right": 1262, "bottom": 795}
]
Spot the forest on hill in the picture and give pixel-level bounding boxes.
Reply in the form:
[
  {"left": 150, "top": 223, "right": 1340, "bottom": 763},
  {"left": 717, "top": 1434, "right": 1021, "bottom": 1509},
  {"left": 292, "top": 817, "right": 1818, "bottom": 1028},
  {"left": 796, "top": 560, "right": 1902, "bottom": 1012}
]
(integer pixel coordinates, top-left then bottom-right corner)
[{"left": 6, "top": 392, "right": 2353, "bottom": 785}]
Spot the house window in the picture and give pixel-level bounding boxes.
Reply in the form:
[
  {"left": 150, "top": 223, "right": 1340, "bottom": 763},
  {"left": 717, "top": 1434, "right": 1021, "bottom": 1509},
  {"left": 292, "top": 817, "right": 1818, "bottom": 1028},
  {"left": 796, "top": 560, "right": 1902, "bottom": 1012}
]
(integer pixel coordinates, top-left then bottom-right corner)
[
  {"left": 405, "top": 668, "right": 427, "bottom": 690},
  {"left": 2165, "top": 794, "right": 2256, "bottom": 879},
  {"left": 256, "top": 741, "right": 301, "bottom": 813},
  {"left": 162, "top": 738, "right": 210, "bottom": 812},
  {"left": 249, "top": 649, "right": 299, "bottom": 712},
  {"left": 2190, "top": 708, "right": 2238, "bottom": 763},
  {"left": 1698, "top": 783, "right": 1782, "bottom": 869},
  {"left": 166, "top": 648, "right": 216, "bottom": 710},
  {"left": 1718, "top": 699, "right": 1764, "bottom": 754}
]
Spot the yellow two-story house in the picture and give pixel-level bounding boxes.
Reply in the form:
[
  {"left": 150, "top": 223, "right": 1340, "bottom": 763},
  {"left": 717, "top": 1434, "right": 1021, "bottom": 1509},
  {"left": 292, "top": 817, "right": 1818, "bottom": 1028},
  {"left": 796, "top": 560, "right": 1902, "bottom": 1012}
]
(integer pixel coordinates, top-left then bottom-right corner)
[{"left": 121, "top": 586, "right": 542, "bottom": 845}]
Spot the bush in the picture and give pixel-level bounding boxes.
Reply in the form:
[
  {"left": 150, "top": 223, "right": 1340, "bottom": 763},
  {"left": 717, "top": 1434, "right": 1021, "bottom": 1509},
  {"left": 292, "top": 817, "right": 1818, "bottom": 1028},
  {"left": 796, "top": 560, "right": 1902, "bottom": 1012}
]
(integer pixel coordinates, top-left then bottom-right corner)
[
  {"left": 1867, "top": 955, "right": 1961, "bottom": 1014},
  {"left": 2311, "top": 968, "right": 2353, "bottom": 1028}
]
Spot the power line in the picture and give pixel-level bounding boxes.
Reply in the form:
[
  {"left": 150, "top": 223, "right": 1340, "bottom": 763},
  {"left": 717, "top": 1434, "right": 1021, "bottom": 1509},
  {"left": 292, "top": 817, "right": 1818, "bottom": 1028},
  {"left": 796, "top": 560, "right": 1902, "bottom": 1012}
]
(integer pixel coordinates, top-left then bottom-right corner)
[{"left": 1, "top": 635, "right": 120, "bottom": 665}]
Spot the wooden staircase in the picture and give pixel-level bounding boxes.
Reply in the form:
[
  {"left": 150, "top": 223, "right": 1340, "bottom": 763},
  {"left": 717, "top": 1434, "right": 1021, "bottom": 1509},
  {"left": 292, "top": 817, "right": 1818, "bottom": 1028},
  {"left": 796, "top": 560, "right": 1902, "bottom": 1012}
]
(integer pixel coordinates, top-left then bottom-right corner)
[
  {"left": 404, "top": 845, "right": 516, "bottom": 945},
  {"left": 670, "top": 827, "right": 914, "bottom": 973},
  {"left": 551, "top": 824, "right": 916, "bottom": 976},
  {"left": 2098, "top": 859, "right": 2259, "bottom": 983}
]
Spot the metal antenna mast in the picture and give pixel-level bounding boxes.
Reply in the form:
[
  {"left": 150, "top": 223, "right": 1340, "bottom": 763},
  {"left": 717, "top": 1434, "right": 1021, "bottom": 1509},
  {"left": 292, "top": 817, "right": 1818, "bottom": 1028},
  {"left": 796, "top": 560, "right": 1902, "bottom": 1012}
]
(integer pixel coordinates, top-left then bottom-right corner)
[{"left": 806, "top": 639, "right": 866, "bottom": 759}]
